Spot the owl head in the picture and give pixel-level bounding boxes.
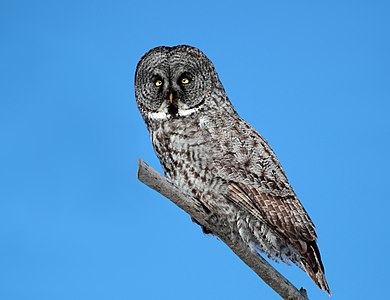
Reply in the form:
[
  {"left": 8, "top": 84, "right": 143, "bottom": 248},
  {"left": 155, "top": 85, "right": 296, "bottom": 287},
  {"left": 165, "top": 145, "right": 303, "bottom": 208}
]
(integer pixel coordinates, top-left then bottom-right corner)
[{"left": 135, "top": 45, "right": 223, "bottom": 121}]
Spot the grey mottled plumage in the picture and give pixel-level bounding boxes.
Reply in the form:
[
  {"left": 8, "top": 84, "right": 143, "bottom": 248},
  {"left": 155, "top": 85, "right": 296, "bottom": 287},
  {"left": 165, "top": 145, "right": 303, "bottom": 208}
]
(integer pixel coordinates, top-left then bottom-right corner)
[{"left": 134, "top": 45, "right": 330, "bottom": 294}]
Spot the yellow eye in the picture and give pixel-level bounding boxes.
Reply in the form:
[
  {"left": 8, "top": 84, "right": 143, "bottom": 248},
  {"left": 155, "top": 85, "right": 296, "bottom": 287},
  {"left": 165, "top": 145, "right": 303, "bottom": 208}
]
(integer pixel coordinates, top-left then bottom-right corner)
[
  {"left": 181, "top": 77, "right": 190, "bottom": 84},
  {"left": 155, "top": 79, "right": 163, "bottom": 87}
]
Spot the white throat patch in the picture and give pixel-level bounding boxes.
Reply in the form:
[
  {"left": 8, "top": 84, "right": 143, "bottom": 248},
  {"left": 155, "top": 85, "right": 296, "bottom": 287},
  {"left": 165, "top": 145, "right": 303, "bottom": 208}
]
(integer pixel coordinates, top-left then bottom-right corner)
[{"left": 147, "top": 101, "right": 202, "bottom": 120}]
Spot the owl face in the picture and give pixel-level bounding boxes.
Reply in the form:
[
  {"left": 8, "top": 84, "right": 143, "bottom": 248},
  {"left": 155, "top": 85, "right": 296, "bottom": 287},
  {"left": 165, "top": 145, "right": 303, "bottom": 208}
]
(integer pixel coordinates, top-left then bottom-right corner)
[{"left": 135, "top": 45, "right": 217, "bottom": 120}]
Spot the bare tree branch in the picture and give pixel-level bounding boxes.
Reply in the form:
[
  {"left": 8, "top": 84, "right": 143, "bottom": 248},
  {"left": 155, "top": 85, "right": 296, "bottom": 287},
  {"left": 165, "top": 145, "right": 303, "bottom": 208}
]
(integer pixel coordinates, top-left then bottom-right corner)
[{"left": 137, "top": 158, "right": 309, "bottom": 300}]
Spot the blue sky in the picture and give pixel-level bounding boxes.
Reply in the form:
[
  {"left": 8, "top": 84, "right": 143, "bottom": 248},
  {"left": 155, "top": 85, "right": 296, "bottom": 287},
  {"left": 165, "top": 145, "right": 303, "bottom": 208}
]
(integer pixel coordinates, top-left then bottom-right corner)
[{"left": 1, "top": 1, "right": 389, "bottom": 299}]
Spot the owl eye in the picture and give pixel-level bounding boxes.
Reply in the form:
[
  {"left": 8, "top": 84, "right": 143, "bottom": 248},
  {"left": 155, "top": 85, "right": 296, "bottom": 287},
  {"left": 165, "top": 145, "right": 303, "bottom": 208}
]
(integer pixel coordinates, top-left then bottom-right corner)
[
  {"left": 180, "top": 77, "right": 190, "bottom": 85},
  {"left": 155, "top": 79, "right": 163, "bottom": 87}
]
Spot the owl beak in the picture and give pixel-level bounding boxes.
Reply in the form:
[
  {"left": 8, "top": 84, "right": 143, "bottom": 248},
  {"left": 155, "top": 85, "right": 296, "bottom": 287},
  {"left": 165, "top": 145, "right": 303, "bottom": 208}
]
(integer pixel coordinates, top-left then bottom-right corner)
[{"left": 169, "top": 92, "right": 173, "bottom": 104}]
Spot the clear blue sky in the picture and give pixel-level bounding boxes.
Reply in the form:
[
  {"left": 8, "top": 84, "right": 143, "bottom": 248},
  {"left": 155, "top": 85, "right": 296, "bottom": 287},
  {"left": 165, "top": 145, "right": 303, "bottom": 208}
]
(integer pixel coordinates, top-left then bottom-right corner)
[{"left": 1, "top": 1, "right": 389, "bottom": 299}]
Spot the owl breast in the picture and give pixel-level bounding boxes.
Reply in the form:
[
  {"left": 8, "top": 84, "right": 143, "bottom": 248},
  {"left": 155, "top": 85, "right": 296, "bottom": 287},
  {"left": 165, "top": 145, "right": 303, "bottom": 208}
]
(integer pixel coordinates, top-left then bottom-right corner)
[
  {"left": 150, "top": 113, "right": 259, "bottom": 234},
  {"left": 150, "top": 113, "right": 250, "bottom": 241},
  {"left": 150, "top": 115, "right": 216, "bottom": 197}
]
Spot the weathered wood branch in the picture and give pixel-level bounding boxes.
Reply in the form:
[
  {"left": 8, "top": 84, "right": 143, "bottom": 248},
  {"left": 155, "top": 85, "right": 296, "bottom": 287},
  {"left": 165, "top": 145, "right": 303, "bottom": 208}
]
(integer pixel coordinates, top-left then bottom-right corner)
[{"left": 137, "top": 158, "right": 309, "bottom": 300}]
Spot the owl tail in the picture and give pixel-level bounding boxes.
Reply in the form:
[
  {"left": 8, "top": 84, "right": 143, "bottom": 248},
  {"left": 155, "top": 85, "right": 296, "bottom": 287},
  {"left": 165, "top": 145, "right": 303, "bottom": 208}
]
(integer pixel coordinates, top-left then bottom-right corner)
[{"left": 301, "top": 241, "right": 331, "bottom": 295}]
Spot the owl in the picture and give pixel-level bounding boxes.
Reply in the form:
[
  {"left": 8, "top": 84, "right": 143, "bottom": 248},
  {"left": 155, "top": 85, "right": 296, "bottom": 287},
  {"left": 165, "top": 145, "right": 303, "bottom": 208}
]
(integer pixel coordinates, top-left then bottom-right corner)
[{"left": 134, "top": 45, "right": 330, "bottom": 294}]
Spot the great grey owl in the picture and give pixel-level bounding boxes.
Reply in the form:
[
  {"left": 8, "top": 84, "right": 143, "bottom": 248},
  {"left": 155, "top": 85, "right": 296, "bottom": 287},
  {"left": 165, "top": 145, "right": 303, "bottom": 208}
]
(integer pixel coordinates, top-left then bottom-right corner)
[{"left": 134, "top": 45, "right": 330, "bottom": 294}]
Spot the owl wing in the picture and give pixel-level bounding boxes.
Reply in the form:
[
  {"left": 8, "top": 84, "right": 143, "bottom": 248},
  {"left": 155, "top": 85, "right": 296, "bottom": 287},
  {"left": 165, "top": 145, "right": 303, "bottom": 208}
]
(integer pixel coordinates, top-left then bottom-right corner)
[
  {"left": 226, "top": 181, "right": 316, "bottom": 243},
  {"left": 221, "top": 175, "right": 330, "bottom": 294},
  {"left": 226, "top": 181, "right": 329, "bottom": 292},
  {"left": 206, "top": 115, "right": 317, "bottom": 242}
]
